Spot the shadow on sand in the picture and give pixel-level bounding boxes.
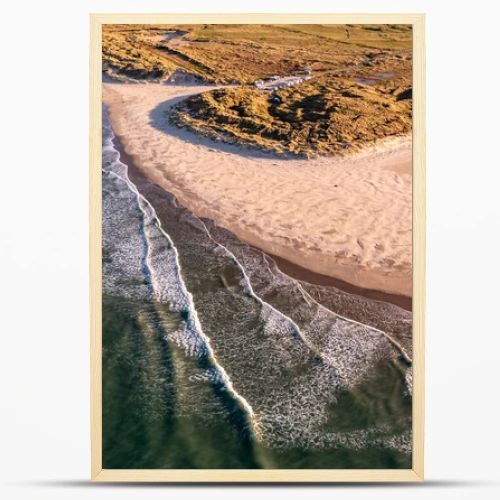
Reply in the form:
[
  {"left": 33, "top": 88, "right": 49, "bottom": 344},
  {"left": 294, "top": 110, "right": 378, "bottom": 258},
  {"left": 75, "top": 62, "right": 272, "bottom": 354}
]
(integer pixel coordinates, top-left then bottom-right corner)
[{"left": 147, "top": 94, "right": 294, "bottom": 162}]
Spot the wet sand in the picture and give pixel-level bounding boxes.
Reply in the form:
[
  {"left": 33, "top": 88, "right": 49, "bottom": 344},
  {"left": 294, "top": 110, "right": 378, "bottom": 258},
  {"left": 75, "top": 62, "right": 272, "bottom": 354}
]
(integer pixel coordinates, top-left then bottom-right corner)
[{"left": 269, "top": 253, "right": 412, "bottom": 311}]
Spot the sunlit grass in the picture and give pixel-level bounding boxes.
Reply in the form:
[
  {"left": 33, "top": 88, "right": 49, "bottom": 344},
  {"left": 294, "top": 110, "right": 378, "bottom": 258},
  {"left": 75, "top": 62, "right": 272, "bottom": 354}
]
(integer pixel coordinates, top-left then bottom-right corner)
[
  {"left": 102, "top": 24, "right": 412, "bottom": 83},
  {"left": 171, "top": 68, "right": 412, "bottom": 157},
  {"left": 103, "top": 24, "right": 412, "bottom": 155}
]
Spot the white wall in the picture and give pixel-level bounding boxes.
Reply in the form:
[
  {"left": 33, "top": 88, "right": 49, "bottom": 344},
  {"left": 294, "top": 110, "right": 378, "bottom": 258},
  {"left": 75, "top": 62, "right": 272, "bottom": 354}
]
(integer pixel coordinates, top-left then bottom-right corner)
[{"left": 1, "top": 1, "right": 499, "bottom": 498}]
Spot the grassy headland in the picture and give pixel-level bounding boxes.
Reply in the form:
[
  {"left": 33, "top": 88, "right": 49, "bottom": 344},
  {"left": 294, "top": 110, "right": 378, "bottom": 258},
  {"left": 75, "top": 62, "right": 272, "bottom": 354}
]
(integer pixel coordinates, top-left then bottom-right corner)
[
  {"left": 103, "top": 24, "right": 411, "bottom": 83},
  {"left": 171, "top": 71, "right": 412, "bottom": 157},
  {"left": 103, "top": 24, "right": 412, "bottom": 156}
]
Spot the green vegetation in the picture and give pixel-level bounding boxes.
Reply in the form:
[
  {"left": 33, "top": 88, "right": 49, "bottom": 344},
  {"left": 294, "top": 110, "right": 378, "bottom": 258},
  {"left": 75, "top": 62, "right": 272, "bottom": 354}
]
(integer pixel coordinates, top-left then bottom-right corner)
[
  {"left": 103, "top": 24, "right": 411, "bottom": 83},
  {"left": 103, "top": 25, "right": 178, "bottom": 80},
  {"left": 103, "top": 24, "right": 412, "bottom": 156},
  {"left": 171, "top": 69, "right": 412, "bottom": 157}
]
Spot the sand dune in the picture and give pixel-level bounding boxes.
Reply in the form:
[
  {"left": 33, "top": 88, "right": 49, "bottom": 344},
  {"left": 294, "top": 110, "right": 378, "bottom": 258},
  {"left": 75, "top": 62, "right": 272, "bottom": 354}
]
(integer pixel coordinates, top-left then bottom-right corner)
[{"left": 103, "top": 82, "right": 412, "bottom": 297}]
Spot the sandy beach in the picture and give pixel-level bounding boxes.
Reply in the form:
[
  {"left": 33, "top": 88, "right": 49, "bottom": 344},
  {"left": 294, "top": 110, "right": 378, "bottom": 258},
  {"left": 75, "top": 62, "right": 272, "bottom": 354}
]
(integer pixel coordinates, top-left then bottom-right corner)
[{"left": 103, "top": 82, "right": 412, "bottom": 297}]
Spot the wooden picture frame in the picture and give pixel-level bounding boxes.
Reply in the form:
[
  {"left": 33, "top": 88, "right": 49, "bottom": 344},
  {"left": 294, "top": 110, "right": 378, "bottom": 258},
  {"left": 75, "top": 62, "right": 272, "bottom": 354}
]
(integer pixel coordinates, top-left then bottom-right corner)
[{"left": 90, "top": 13, "right": 425, "bottom": 482}]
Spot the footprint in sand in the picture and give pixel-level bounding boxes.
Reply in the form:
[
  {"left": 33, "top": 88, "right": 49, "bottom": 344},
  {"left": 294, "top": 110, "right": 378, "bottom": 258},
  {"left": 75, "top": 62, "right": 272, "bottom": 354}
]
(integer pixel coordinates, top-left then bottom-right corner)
[{"left": 335, "top": 250, "right": 349, "bottom": 258}]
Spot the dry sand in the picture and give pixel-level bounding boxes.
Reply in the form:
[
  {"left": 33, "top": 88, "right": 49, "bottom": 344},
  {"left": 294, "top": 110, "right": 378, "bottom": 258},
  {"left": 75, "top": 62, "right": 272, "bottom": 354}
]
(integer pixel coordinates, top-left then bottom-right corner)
[{"left": 103, "top": 82, "right": 412, "bottom": 297}]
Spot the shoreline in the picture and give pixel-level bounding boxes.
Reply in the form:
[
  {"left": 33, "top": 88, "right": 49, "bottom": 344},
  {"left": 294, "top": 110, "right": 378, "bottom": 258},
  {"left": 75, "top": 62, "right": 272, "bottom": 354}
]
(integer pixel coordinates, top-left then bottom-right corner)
[
  {"left": 111, "top": 125, "right": 411, "bottom": 312},
  {"left": 268, "top": 252, "right": 412, "bottom": 311},
  {"left": 103, "top": 82, "right": 413, "bottom": 297}
]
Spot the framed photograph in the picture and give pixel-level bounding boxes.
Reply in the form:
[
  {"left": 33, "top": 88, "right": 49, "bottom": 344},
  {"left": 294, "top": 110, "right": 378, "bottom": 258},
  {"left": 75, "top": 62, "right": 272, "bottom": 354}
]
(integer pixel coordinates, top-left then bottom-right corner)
[{"left": 90, "top": 13, "right": 425, "bottom": 482}]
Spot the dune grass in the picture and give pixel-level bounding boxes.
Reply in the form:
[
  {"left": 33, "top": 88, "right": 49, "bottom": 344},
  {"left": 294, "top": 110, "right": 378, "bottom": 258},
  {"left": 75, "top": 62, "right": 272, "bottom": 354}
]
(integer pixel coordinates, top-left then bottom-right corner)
[
  {"left": 102, "top": 26, "right": 178, "bottom": 80},
  {"left": 102, "top": 24, "right": 411, "bottom": 83},
  {"left": 103, "top": 24, "right": 412, "bottom": 156},
  {"left": 171, "top": 71, "right": 412, "bottom": 157}
]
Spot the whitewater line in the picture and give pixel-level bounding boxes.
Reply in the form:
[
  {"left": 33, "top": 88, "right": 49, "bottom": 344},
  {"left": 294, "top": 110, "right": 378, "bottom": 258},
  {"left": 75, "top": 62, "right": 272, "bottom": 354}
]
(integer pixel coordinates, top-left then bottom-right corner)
[
  {"left": 204, "top": 224, "right": 412, "bottom": 365},
  {"left": 241, "top": 238, "right": 412, "bottom": 363},
  {"left": 194, "top": 217, "right": 342, "bottom": 370},
  {"left": 292, "top": 279, "right": 412, "bottom": 364},
  {"left": 267, "top": 256, "right": 413, "bottom": 364},
  {"left": 107, "top": 159, "right": 261, "bottom": 439}
]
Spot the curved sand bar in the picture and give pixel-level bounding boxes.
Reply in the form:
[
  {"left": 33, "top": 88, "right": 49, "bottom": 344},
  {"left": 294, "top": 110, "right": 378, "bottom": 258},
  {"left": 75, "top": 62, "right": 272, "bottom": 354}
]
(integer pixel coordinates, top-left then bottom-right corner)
[{"left": 103, "top": 82, "right": 412, "bottom": 297}]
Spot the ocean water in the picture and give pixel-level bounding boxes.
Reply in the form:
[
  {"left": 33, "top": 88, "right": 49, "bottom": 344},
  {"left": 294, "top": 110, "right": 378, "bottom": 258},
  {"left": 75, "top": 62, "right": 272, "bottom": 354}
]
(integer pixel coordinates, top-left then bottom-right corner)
[{"left": 102, "top": 108, "right": 412, "bottom": 469}]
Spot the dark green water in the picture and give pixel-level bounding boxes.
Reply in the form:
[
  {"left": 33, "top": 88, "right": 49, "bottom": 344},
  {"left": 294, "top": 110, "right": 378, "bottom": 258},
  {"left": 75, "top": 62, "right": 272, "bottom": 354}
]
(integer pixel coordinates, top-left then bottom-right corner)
[
  {"left": 103, "top": 296, "right": 411, "bottom": 469},
  {"left": 103, "top": 297, "right": 261, "bottom": 469}
]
